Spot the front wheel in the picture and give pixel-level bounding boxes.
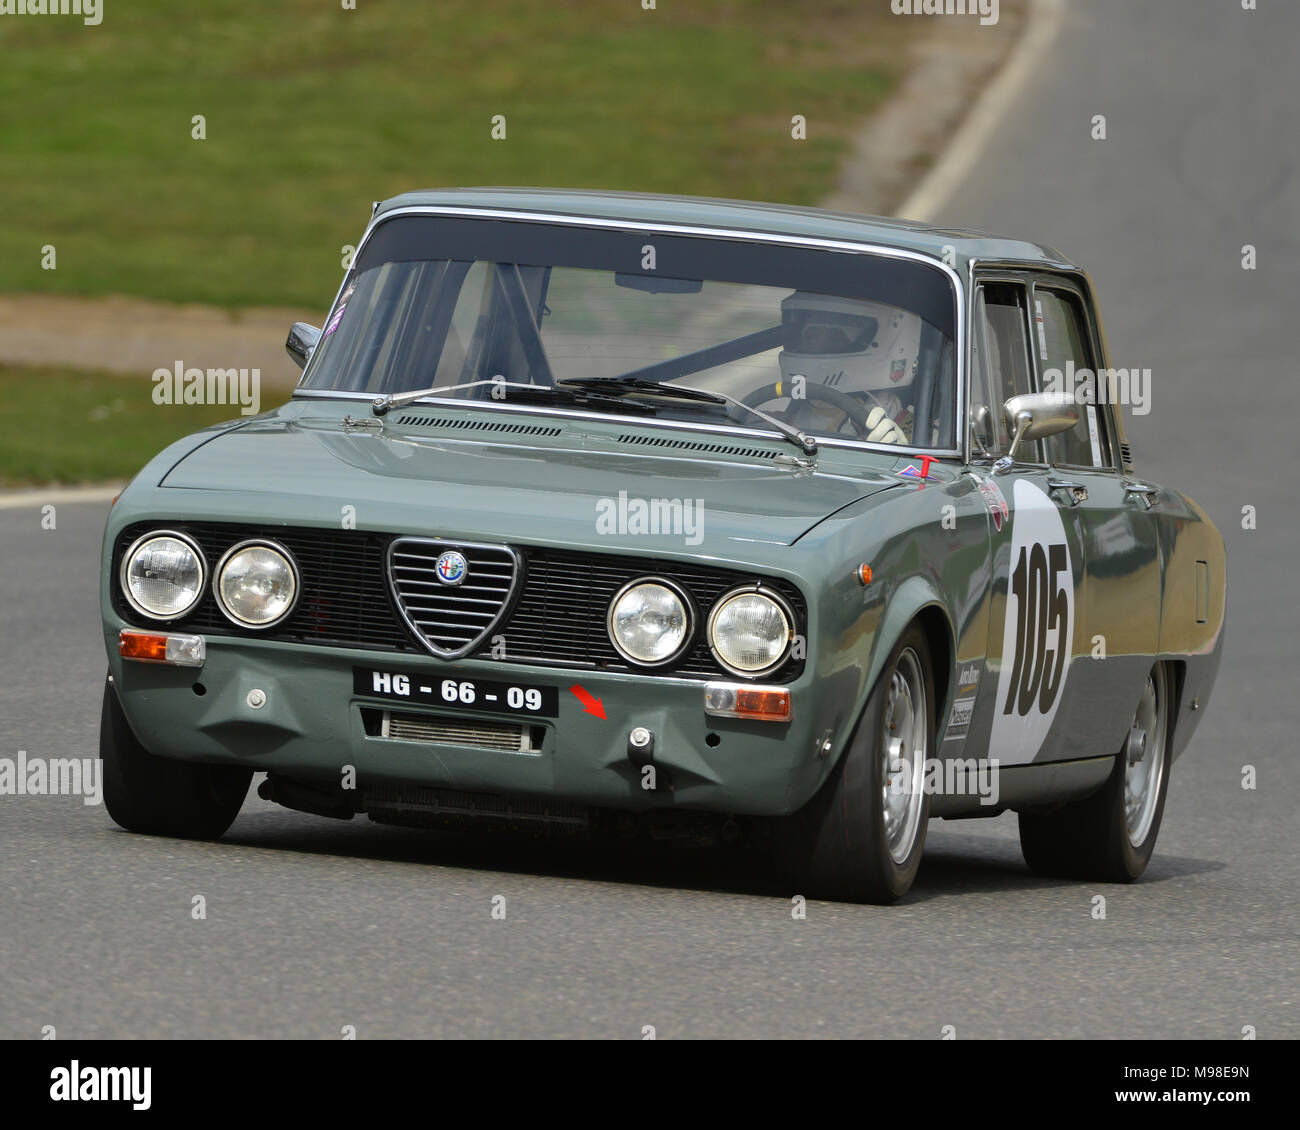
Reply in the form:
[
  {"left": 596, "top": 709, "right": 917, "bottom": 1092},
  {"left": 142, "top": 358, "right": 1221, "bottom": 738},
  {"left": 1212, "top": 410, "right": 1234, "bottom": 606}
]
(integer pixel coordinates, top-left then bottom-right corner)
[
  {"left": 779, "top": 624, "right": 935, "bottom": 903},
  {"left": 100, "top": 675, "right": 250, "bottom": 840},
  {"left": 1018, "top": 663, "right": 1173, "bottom": 881}
]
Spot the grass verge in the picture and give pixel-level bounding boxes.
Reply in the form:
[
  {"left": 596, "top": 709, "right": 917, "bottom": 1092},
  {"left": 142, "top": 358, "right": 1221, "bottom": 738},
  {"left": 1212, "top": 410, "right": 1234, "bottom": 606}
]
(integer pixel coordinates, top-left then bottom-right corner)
[
  {"left": 0, "top": 0, "right": 909, "bottom": 309},
  {"left": 0, "top": 365, "right": 283, "bottom": 487}
]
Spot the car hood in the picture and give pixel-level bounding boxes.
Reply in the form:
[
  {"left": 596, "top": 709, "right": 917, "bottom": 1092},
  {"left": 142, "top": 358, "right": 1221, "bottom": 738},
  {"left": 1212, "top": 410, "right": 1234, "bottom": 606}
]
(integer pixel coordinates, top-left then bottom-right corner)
[{"left": 158, "top": 414, "right": 903, "bottom": 551}]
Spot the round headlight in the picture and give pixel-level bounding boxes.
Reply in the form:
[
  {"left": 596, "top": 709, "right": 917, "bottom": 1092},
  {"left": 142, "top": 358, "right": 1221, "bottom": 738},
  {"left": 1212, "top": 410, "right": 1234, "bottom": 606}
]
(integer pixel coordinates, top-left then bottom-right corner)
[
  {"left": 607, "top": 578, "right": 693, "bottom": 666},
  {"left": 214, "top": 540, "right": 299, "bottom": 628},
  {"left": 120, "top": 531, "right": 206, "bottom": 620},
  {"left": 707, "top": 587, "right": 794, "bottom": 677}
]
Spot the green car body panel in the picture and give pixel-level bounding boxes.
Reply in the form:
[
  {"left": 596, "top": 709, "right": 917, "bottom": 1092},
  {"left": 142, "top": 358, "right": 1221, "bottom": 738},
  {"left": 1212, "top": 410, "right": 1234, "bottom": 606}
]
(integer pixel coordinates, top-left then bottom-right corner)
[{"left": 100, "top": 189, "right": 1226, "bottom": 823}]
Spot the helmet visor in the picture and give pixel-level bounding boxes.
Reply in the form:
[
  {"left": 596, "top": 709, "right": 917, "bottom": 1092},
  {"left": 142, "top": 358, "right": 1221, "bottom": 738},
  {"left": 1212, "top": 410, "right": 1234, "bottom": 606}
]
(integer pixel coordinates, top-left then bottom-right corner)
[{"left": 785, "top": 309, "right": 878, "bottom": 355}]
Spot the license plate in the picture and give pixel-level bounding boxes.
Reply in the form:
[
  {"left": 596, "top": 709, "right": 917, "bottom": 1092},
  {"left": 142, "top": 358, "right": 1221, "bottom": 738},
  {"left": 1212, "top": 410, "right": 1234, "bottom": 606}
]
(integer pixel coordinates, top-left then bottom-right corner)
[{"left": 353, "top": 668, "right": 558, "bottom": 718}]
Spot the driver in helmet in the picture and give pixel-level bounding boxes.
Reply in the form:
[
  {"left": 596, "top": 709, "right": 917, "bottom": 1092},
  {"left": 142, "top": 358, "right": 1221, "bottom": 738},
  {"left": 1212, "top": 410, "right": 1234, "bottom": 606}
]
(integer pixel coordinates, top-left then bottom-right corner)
[{"left": 777, "top": 292, "right": 919, "bottom": 445}]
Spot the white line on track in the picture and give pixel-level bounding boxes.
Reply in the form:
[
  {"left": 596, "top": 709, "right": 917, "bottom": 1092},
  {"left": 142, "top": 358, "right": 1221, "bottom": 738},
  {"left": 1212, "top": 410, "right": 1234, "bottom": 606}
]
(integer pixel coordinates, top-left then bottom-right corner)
[
  {"left": 898, "top": 0, "right": 1067, "bottom": 223},
  {"left": 0, "top": 485, "right": 122, "bottom": 509}
]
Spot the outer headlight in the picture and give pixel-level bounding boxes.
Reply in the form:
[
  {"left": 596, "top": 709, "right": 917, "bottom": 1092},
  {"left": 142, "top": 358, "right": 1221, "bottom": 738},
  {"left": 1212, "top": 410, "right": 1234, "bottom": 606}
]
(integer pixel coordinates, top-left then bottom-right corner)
[
  {"left": 707, "top": 586, "right": 794, "bottom": 677},
  {"left": 607, "top": 578, "right": 693, "bottom": 666},
  {"left": 120, "top": 531, "right": 206, "bottom": 621},
  {"left": 214, "top": 540, "right": 299, "bottom": 628}
]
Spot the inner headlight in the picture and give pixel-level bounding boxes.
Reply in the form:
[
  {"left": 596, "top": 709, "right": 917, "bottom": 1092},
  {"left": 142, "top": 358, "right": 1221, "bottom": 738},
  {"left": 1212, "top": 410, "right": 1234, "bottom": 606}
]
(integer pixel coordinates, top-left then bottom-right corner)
[
  {"left": 214, "top": 540, "right": 299, "bottom": 628},
  {"left": 120, "top": 531, "right": 206, "bottom": 620},
  {"left": 607, "top": 578, "right": 693, "bottom": 666},
  {"left": 707, "top": 587, "right": 794, "bottom": 677}
]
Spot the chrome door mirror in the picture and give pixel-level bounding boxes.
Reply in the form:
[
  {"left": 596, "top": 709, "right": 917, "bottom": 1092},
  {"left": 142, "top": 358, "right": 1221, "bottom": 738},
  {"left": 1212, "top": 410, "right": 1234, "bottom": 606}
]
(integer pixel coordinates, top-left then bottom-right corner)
[
  {"left": 996, "top": 392, "right": 1079, "bottom": 470},
  {"left": 970, "top": 402, "right": 995, "bottom": 454},
  {"left": 286, "top": 322, "right": 321, "bottom": 371}
]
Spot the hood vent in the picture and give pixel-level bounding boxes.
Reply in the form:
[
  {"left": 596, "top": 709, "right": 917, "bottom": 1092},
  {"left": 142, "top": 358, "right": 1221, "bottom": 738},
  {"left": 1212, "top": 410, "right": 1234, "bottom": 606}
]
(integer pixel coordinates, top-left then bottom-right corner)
[
  {"left": 615, "top": 433, "right": 777, "bottom": 459},
  {"left": 395, "top": 414, "right": 563, "bottom": 438}
]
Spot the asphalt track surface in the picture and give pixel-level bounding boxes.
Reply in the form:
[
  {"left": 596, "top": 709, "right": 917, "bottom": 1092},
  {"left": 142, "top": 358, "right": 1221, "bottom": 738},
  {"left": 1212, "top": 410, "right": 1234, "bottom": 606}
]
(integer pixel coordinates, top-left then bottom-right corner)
[{"left": 1, "top": 0, "right": 1296, "bottom": 1039}]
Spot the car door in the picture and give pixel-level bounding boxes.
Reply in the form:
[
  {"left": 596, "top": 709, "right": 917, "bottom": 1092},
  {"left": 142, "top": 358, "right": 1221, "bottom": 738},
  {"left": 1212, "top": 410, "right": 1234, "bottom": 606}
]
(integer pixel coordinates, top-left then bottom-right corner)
[
  {"left": 964, "top": 277, "right": 1088, "bottom": 767},
  {"left": 1029, "top": 278, "right": 1162, "bottom": 753}
]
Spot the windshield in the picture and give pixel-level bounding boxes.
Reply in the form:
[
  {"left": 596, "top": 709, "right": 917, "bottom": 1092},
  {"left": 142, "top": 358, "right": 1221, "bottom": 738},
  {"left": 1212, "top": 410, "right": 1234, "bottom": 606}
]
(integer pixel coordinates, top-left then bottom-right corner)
[{"left": 302, "top": 215, "right": 958, "bottom": 450}]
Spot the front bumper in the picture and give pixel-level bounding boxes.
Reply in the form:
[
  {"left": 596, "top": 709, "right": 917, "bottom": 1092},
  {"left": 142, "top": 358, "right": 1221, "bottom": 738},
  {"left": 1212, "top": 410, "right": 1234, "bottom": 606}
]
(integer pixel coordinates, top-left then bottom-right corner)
[{"left": 103, "top": 625, "right": 839, "bottom": 817}]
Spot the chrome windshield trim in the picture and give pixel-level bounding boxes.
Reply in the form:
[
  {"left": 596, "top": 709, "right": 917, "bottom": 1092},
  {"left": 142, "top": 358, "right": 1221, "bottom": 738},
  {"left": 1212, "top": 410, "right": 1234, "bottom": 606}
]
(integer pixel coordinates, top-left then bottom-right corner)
[
  {"left": 297, "top": 204, "right": 967, "bottom": 458},
  {"left": 292, "top": 390, "right": 961, "bottom": 459}
]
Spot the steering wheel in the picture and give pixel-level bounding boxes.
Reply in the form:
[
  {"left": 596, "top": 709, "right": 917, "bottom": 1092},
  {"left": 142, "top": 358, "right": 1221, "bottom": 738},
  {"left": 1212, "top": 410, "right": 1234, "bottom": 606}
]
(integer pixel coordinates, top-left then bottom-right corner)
[{"left": 739, "top": 379, "right": 879, "bottom": 440}]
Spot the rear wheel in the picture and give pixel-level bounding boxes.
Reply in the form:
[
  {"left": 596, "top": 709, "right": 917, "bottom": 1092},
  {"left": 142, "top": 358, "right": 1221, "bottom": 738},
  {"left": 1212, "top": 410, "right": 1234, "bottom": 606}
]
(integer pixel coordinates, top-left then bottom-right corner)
[
  {"left": 1019, "top": 663, "right": 1172, "bottom": 881},
  {"left": 101, "top": 675, "right": 250, "bottom": 840},
  {"left": 781, "top": 624, "right": 935, "bottom": 903}
]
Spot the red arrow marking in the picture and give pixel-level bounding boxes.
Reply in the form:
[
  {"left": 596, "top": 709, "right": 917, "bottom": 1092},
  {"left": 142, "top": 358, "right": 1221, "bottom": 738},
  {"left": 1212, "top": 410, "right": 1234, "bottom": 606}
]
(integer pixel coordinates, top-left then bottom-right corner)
[{"left": 569, "top": 684, "right": 606, "bottom": 719}]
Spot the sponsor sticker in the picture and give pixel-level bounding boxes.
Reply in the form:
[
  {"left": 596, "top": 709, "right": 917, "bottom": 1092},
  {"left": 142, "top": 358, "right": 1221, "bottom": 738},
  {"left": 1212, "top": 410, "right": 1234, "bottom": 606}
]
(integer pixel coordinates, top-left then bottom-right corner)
[
  {"left": 1087, "top": 406, "right": 1103, "bottom": 466},
  {"left": 972, "top": 474, "right": 1009, "bottom": 532},
  {"left": 948, "top": 696, "right": 975, "bottom": 730},
  {"left": 323, "top": 281, "right": 355, "bottom": 338},
  {"left": 1034, "top": 298, "right": 1049, "bottom": 361}
]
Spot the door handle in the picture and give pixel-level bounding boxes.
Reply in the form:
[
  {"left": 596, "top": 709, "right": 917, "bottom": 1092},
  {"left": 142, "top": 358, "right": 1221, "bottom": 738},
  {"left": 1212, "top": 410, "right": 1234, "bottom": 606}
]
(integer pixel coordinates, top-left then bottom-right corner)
[
  {"left": 1124, "top": 482, "right": 1158, "bottom": 509},
  {"left": 1048, "top": 479, "right": 1088, "bottom": 505}
]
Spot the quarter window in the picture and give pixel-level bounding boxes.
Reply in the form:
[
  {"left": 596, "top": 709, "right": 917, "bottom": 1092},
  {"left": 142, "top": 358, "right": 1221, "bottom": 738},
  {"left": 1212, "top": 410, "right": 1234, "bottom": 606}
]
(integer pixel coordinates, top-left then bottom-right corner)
[
  {"left": 971, "top": 282, "right": 1037, "bottom": 460},
  {"left": 1032, "top": 288, "right": 1111, "bottom": 468}
]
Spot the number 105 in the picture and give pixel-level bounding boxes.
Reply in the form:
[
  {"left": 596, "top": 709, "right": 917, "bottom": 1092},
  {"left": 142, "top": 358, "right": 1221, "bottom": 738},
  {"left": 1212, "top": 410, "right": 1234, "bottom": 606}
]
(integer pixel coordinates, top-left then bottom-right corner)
[{"left": 1003, "top": 542, "right": 1070, "bottom": 717}]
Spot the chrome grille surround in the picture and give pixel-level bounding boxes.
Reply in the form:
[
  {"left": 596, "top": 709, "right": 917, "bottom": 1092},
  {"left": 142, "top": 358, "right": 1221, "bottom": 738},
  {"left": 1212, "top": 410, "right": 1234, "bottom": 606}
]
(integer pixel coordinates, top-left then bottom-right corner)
[{"left": 387, "top": 537, "right": 521, "bottom": 659}]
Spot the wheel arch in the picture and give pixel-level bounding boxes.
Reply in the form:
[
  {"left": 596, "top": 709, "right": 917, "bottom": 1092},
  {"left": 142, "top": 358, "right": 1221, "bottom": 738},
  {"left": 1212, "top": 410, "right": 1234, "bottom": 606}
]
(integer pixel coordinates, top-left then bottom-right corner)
[{"left": 858, "top": 578, "right": 955, "bottom": 741}]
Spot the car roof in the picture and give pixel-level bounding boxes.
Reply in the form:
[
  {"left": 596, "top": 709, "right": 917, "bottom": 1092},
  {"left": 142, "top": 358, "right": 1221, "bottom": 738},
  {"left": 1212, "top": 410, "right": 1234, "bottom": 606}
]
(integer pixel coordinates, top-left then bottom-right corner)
[{"left": 372, "top": 187, "right": 1075, "bottom": 272}]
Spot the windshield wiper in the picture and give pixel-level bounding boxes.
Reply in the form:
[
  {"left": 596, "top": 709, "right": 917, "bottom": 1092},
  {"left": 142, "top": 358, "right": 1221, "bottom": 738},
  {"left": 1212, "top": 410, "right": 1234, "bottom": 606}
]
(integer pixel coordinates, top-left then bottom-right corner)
[
  {"left": 370, "top": 378, "right": 653, "bottom": 417},
  {"left": 372, "top": 375, "right": 816, "bottom": 456},
  {"left": 558, "top": 377, "right": 818, "bottom": 456}
]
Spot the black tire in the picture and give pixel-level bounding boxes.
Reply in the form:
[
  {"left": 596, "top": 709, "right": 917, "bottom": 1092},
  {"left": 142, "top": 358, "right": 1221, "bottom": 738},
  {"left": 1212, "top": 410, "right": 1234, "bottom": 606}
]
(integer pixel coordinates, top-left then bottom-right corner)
[
  {"left": 100, "top": 675, "right": 250, "bottom": 840},
  {"left": 779, "top": 624, "right": 935, "bottom": 903},
  {"left": 1018, "top": 664, "right": 1172, "bottom": 882}
]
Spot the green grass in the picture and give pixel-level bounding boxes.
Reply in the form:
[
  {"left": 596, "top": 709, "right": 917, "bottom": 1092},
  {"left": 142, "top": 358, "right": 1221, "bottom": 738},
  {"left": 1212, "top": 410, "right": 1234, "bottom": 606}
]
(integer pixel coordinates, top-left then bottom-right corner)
[
  {"left": 0, "top": 0, "right": 905, "bottom": 310},
  {"left": 0, "top": 364, "right": 283, "bottom": 486}
]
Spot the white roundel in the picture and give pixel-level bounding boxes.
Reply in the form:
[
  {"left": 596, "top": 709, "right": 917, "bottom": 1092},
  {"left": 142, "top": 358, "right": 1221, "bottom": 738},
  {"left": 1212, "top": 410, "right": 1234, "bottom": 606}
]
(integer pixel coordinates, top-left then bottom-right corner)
[{"left": 989, "top": 479, "right": 1075, "bottom": 765}]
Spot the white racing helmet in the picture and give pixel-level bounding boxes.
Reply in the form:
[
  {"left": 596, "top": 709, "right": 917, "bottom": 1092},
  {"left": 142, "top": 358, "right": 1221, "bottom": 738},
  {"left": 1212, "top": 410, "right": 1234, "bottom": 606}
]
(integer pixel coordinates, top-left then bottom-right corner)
[{"left": 777, "top": 291, "right": 920, "bottom": 444}]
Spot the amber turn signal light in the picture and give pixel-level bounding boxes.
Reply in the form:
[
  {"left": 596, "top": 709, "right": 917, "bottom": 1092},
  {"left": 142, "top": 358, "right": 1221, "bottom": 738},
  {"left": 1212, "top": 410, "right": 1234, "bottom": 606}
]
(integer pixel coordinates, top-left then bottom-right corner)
[
  {"left": 119, "top": 629, "right": 206, "bottom": 667},
  {"left": 703, "top": 682, "right": 792, "bottom": 722}
]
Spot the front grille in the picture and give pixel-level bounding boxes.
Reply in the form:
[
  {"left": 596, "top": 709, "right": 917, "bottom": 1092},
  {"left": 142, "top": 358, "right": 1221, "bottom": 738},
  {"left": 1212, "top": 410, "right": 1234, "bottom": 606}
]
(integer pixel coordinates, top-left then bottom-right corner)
[
  {"left": 113, "top": 523, "right": 412, "bottom": 652},
  {"left": 378, "top": 709, "right": 542, "bottom": 752},
  {"left": 113, "top": 523, "right": 806, "bottom": 681},
  {"left": 493, "top": 548, "right": 806, "bottom": 678},
  {"left": 388, "top": 538, "right": 519, "bottom": 658}
]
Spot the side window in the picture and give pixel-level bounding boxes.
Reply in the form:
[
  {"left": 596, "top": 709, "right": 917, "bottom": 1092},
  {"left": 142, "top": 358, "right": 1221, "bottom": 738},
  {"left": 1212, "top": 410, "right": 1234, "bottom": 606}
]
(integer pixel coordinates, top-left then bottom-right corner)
[
  {"left": 1033, "top": 288, "right": 1111, "bottom": 468},
  {"left": 971, "top": 281, "right": 1038, "bottom": 459}
]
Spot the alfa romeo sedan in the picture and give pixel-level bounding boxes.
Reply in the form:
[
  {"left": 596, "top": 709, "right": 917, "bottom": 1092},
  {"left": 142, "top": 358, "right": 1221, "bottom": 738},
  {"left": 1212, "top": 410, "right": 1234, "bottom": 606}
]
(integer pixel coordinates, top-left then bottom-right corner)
[{"left": 100, "top": 188, "right": 1225, "bottom": 902}]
